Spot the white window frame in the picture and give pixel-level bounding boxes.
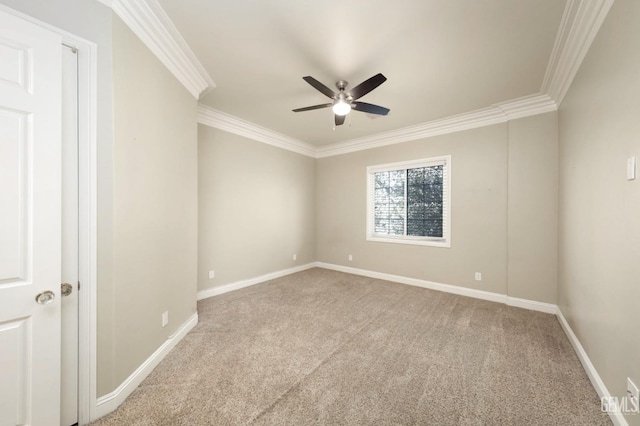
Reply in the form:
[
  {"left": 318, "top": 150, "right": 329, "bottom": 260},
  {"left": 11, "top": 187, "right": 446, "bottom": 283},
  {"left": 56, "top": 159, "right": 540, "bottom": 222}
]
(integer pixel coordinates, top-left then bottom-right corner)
[{"left": 366, "top": 155, "right": 451, "bottom": 248}]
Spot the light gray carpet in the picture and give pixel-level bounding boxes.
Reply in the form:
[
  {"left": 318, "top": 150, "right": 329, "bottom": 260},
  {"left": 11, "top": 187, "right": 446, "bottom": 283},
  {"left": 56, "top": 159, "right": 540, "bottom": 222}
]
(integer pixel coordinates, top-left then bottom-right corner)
[{"left": 92, "top": 268, "right": 611, "bottom": 425}]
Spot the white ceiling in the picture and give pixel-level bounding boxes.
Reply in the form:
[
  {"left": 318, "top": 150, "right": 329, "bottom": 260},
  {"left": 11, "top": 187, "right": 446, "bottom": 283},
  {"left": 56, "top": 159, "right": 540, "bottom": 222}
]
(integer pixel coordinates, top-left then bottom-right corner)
[{"left": 157, "top": 0, "right": 566, "bottom": 146}]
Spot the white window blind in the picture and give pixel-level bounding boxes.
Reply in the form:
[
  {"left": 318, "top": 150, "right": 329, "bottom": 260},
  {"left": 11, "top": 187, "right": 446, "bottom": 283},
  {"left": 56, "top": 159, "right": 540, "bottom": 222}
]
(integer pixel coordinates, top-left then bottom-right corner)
[{"left": 366, "top": 156, "right": 451, "bottom": 247}]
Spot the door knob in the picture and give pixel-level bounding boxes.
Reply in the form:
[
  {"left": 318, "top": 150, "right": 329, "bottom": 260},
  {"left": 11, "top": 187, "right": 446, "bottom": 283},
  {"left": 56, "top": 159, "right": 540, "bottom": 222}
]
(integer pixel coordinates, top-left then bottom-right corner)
[
  {"left": 61, "top": 283, "right": 73, "bottom": 297},
  {"left": 35, "top": 290, "right": 55, "bottom": 304}
]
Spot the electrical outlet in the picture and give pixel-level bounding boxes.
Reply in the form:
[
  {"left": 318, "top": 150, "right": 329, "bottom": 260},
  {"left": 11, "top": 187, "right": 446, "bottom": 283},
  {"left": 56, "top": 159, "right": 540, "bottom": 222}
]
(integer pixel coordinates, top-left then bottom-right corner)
[
  {"left": 292, "top": 254, "right": 297, "bottom": 261},
  {"left": 628, "top": 377, "right": 639, "bottom": 408},
  {"left": 208, "top": 270, "right": 215, "bottom": 279},
  {"left": 348, "top": 254, "right": 353, "bottom": 261},
  {"left": 475, "top": 272, "right": 482, "bottom": 281},
  {"left": 162, "top": 311, "right": 168, "bottom": 328}
]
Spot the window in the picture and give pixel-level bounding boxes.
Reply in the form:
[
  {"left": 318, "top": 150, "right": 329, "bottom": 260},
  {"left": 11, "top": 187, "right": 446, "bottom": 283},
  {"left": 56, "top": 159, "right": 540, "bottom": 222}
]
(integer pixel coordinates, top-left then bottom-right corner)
[{"left": 366, "top": 156, "right": 451, "bottom": 247}]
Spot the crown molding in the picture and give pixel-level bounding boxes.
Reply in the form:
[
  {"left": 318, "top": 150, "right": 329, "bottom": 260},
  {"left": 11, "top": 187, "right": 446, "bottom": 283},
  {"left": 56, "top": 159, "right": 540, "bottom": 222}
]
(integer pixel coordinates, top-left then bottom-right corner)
[
  {"left": 197, "top": 104, "right": 317, "bottom": 158},
  {"left": 198, "top": 95, "right": 555, "bottom": 159},
  {"left": 100, "top": 0, "right": 612, "bottom": 157},
  {"left": 101, "top": 0, "right": 215, "bottom": 99},
  {"left": 316, "top": 94, "right": 556, "bottom": 158},
  {"left": 541, "top": 0, "right": 614, "bottom": 106},
  {"left": 495, "top": 93, "right": 558, "bottom": 120}
]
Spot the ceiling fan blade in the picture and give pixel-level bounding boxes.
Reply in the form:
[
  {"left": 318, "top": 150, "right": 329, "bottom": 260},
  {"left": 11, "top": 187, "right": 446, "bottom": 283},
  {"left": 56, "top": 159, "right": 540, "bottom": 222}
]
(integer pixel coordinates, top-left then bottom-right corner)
[
  {"left": 292, "top": 103, "right": 333, "bottom": 112},
  {"left": 352, "top": 101, "right": 390, "bottom": 116},
  {"left": 335, "top": 114, "right": 346, "bottom": 126},
  {"left": 302, "top": 76, "right": 336, "bottom": 99},
  {"left": 348, "top": 73, "right": 387, "bottom": 100}
]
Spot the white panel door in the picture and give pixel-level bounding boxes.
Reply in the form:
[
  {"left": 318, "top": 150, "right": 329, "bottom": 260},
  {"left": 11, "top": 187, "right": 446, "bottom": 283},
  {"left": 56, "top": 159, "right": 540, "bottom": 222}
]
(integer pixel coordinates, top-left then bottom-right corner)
[{"left": 0, "top": 10, "right": 62, "bottom": 426}]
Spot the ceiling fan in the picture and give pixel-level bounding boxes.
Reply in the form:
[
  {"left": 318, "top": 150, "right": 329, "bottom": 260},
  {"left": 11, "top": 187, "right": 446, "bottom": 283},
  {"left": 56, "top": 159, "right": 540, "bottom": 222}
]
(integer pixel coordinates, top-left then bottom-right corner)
[{"left": 293, "top": 73, "right": 390, "bottom": 126}]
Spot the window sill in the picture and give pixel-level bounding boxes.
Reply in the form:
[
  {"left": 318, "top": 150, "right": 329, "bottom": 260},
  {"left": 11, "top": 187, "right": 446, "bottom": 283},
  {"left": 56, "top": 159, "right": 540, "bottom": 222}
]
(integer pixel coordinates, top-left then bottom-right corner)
[{"left": 366, "top": 235, "right": 450, "bottom": 248}]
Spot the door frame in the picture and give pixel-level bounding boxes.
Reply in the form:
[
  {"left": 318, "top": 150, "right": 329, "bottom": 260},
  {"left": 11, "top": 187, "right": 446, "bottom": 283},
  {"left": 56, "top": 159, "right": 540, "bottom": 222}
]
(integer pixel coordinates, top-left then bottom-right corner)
[{"left": 0, "top": 5, "right": 99, "bottom": 425}]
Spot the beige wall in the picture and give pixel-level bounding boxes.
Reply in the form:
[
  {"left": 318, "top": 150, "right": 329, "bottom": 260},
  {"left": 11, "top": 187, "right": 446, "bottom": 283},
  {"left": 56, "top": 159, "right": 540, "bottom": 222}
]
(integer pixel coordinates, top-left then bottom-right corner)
[
  {"left": 108, "top": 16, "right": 198, "bottom": 394},
  {"left": 317, "top": 112, "right": 558, "bottom": 303},
  {"left": 198, "top": 126, "right": 316, "bottom": 291},
  {"left": 508, "top": 113, "right": 558, "bottom": 303},
  {"left": 558, "top": 0, "right": 640, "bottom": 422}
]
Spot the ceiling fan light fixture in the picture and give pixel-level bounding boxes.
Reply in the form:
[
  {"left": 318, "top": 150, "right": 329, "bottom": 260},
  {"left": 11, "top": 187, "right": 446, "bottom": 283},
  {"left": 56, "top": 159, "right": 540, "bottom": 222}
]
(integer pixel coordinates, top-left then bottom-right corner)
[
  {"left": 293, "top": 74, "right": 389, "bottom": 126},
  {"left": 332, "top": 99, "right": 351, "bottom": 116}
]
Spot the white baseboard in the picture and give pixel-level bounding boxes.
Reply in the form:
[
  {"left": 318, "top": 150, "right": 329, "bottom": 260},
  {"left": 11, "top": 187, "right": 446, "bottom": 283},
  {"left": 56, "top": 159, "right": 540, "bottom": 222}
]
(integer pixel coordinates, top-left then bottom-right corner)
[
  {"left": 94, "top": 312, "right": 199, "bottom": 420},
  {"left": 506, "top": 295, "right": 557, "bottom": 314},
  {"left": 197, "top": 263, "right": 316, "bottom": 300},
  {"left": 197, "top": 262, "right": 557, "bottom": 315},
  {"left": 556, "top": 309, "right": 627, "bottom": 426},
  {"left": 314, "top": 262, "right": 557, "bottom": 314}
]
